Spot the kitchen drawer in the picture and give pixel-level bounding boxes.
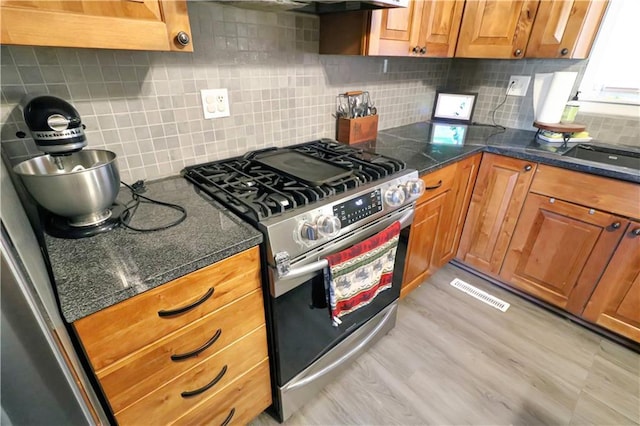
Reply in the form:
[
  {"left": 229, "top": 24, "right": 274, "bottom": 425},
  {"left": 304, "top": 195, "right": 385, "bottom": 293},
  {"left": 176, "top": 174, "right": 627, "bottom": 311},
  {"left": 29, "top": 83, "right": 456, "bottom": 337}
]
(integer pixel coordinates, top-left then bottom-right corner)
[
  {"left": 98, "top": 289, "right": 266, "bottom": 413},
  {"left": 418, "top": 163, "right": 457, "bottom": 205},
  {"left": 170, "top": 359, "right": 272, "bottom": 426},
  {"left": 74, "top": 247, "right": 261, "bottom": 371},
  {"left": 530, "top": 165, "right": 640, "bottom": 219},
  {"left": 114, "top": 325, "right": 268, "bottom": 425}
]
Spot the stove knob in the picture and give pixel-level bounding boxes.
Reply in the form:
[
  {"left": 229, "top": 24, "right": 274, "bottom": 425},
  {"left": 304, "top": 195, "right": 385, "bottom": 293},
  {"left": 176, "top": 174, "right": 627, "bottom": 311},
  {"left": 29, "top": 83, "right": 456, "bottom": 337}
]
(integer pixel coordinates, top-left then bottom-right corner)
[
  {"left": 384, "top": 187, "right": 406, "bottom": 207},
  {"left": 316, "top": 215, "right": 341, "bottom": 238},
  {"left": 402, "top": 179, "right": 425, "bottom": 198},
  {"left": 300, "top": 223, "right": 319, "bottom": 241},
  {"left": 300, "top": 215, "right": 342, "bottom": 240}
]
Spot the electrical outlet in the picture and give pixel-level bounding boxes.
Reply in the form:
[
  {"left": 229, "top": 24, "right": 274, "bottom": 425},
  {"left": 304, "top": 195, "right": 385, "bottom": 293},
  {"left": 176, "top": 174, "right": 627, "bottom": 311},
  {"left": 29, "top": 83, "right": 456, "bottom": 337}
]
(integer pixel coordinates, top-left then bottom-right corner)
[
  {"left": 507, "top": 75, "right": 531, "bottom": 96},
  {"left": 201, "top": 89, "right": 230, "bottom": 119}
]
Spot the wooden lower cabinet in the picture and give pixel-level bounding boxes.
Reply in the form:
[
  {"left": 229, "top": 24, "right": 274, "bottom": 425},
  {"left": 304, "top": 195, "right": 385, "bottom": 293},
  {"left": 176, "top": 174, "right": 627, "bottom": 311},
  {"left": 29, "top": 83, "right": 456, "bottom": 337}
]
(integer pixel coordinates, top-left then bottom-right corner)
[
  {"left": 171, "top": 359, "right": 272, "bottom": 426},
  {"left": 457, "top": 153, "right": 537, "bottom": 275},
  {"left": 583, "top": 222, "right": 640, "bottom": 342},
  {"left": 115, "top": 327, "right": 268, "bottom": 424},
  {"left": 74, "top": 248, "right": 262, "bottom": 371},
  {"left": 499, "top": 194, "right": 627, "bottom": 315},
  {"left": 435, "top": 154, "right": 481, "bottom": 265},
  {"left": 402, "top": 191, "right": 450, "bottom": 297},
  {"left": 97, "top": 290, "right": 266, "bottom": 413},
  {"left": 401, "top": 154, "right": 481, "bottom": 298},
  {"left": 74, "top": 247, "right": 271, "bottom": 425}
]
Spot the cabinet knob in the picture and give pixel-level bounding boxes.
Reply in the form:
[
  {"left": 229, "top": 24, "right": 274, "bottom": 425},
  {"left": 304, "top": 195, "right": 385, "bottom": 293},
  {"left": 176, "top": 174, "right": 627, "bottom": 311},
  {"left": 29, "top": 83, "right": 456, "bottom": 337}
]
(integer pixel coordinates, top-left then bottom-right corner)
[
  {"left": 176, "top": 31, "right": 191, "bottom": 46},
  {"left": 523, "top": 164, "right": 532, "bottom": 172},
  {"left": 632, "top": 228, "right": 640, "bottom": 236},
  {"left": 611, "top": 221, "right": 621, "bottom": 229},
  {"left": 412, "top": 46, "right": 420, "bottom": 54},
  {"left": 514, "top": 49, "right": 523, "bottom": 57},
  {"left": 420, "top": 46, "right": 427, "bottom": 54},
  {"left": 549, "top": 198, "right": 555, "bottom": 204},
  {"left": 560, "top": 48, "right": 569, "bottom": 56}
]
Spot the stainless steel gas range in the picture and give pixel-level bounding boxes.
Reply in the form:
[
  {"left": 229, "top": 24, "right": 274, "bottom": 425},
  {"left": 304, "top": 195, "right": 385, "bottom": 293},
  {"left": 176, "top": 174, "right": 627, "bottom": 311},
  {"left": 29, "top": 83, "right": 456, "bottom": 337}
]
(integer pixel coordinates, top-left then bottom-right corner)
[{"left": 183, "top": 139, "right": 424, "bottom": 422}]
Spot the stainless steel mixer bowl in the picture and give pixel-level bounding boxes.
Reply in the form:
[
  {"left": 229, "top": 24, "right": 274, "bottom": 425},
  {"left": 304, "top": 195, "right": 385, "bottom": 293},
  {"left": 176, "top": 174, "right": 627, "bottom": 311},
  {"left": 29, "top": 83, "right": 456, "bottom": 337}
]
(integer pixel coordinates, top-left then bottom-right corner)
[{"left": 14, "top": 149, "right": 120, "bottom": 226}]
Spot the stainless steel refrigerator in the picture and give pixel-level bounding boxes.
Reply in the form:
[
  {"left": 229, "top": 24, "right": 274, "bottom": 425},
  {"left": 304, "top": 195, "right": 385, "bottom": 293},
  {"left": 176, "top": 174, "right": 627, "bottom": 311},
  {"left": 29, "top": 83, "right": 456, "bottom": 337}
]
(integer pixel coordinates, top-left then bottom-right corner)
[{"left": 1, "top": 160, "right": 109, "bottom": 425}]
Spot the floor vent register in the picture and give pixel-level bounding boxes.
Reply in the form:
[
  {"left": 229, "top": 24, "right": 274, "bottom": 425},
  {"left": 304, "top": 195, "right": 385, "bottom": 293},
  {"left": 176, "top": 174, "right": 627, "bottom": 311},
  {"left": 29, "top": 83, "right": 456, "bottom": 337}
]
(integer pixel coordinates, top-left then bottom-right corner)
[{"left": 450, "top": 278, "right": 511, "bottom": 312}]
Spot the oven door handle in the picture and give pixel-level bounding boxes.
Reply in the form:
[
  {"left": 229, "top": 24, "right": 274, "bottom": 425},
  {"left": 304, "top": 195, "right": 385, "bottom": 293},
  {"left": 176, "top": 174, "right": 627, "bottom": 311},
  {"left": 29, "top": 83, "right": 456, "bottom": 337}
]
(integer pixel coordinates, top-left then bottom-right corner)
[
  {"left": 279, "top": 259, "right": 329, "bottom": 280},
  {"left": 285, "top": 302, "right": 397, "bottom": 391},
  {"left": 278, "top": 209, "right": 413, "bottom": 281}
]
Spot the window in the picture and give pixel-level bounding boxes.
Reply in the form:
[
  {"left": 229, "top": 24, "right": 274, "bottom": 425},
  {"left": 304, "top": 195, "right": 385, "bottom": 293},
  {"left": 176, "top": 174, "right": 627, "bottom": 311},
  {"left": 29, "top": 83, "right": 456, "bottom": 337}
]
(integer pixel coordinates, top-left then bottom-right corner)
[{"left": 578, "top": 0, "right": 640, "bottom": 107}]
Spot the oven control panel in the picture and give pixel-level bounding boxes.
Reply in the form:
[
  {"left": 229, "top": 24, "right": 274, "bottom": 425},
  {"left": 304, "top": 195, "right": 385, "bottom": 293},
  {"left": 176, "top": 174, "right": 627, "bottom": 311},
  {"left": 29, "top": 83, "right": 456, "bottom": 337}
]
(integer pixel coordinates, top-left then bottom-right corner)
[{"left": 333, "top": 189, "right": 382, "bottom": 227}]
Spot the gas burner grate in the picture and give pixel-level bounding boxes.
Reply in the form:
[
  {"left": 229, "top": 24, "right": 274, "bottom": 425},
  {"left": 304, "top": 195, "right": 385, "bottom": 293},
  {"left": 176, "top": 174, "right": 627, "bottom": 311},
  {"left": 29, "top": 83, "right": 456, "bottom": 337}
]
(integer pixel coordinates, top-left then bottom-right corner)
[{"left": 183, "top": 140, "right": 406, "bottom": 222}]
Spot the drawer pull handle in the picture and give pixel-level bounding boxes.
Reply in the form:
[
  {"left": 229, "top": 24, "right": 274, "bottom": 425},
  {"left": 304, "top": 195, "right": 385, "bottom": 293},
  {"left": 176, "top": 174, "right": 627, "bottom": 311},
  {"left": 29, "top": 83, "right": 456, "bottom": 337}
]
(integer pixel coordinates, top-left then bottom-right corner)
[
  {"left": 424, "top": 180, "right": 443, "bottom": 190},
  {"left": 221, "top": 408, "right": 236, "bottom": 426},
  {"left": 157, "top": 287, "right": 214, "bottom": 318},
  {"left": 632, "top": 228, "right": 640, "bottom": 236},
  {"left": 171, "top": 329, "right": 222, "bottom": 361},
  {"left": 611, "top": 222, "right": 621, "bottom": 229},
  {"left": 523, "top": 164, "right": 532, "bottom": 172},
  {"left": 181, "top": 365, "right": 227, "bottom": 398}
]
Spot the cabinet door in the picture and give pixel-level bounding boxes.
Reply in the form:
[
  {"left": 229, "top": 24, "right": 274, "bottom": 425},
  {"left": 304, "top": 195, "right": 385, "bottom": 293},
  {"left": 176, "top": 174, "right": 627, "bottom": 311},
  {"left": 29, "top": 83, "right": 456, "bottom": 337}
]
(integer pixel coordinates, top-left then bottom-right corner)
[
  {"left": 369, "top": 0, "right": 464, "bottom": 57},
  {"left": 583, "top": 223, "right": 640, "bottom": 342},
  {"left": 415, "top": 0, "right": 465, "bottom": 57},
  {"left": 435, "top": 154, "right": 481, "bottom": 266},
  {"left": 526, "top": 0, "right": 607, "bottom": 58},
  {"left": 455, "top": 0, "right": 540, "bottom": 58},
  {"left": 456, "top": 154, "right": 536, "bottom": 274},
  {"left": 401, "top": 191, "right": 449, "bottom": 298},
  {"left": 500, "top": 194, "right": 626, "bottom": 314},
  {"left": 369, "top": 0, "right": 422, "bottom": 56},
  {"left": 0, "top": 0, "right": 192, "bottom": 52}
]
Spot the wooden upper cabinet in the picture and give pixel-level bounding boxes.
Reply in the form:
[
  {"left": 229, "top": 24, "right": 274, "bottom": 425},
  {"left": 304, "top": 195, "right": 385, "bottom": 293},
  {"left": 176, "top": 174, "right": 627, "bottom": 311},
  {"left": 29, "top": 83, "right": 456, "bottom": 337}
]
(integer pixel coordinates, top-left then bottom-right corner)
[
  {"left": 583, "top": 222, "right": 640, "bottom": 343},
  {"left": 0, "top": 0, "right": 193, "bottom": 52},
  {"left": 526, "top": 0, "right": 608, "bottom": 58},
  {"left": 455, "top": 0, "right": 540, "bottom": 58},
  {"left": 320, "top": 0, "right": 464, "bottom": 57},
  {"left": 456, "top": 154, "right": 536, "bottom": 275},
  {"left": 373, "top": 1, "right": 417, "bottom": 55},
  {"left": 499, "top": 194, "right": 626, "bottom": 315},
  {"left": 370, "top": 0, "right": 465, "bottom": 56}
]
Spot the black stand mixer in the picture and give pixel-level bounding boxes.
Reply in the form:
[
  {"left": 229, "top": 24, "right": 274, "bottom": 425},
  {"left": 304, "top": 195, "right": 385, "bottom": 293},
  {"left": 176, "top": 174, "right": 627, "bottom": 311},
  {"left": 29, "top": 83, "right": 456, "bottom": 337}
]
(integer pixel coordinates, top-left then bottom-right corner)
[{"left": 14, "top": 95, "right": 126, "bottom": 238}]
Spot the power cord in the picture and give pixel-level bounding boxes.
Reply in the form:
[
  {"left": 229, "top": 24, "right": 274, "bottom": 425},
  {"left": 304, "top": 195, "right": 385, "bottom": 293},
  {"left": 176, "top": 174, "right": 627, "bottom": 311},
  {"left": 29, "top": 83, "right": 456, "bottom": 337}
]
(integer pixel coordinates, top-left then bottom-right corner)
[
  {"left": 490, "top": 80, "right": 517, "bottom": 130},
  {"left": 118, "top": 180, "right": 187, "bottom": 232}
]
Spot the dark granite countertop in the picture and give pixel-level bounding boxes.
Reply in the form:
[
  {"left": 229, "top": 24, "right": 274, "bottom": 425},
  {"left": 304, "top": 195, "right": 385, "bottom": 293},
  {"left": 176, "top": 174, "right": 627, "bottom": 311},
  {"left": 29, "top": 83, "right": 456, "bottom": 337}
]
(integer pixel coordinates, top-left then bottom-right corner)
[
  {"left": 356, "top": 122, "right": 639, "bottom": 184},
  {"left": 45, "top": 177, "right": 263, "bottom": 323}
]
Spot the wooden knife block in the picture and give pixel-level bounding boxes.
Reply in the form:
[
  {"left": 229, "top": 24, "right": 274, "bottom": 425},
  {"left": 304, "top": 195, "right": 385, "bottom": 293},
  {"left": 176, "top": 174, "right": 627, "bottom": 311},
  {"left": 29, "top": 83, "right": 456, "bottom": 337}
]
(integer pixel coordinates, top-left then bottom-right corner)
[{"left": 337, "top": 115, "right": 378, "bottom": 144}]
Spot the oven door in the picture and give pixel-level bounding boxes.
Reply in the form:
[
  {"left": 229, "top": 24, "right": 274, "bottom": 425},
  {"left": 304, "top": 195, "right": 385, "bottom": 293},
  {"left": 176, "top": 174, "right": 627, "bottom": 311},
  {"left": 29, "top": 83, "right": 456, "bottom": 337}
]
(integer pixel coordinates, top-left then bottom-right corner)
[{"left": 267, "top": 205, "right": 412, "bottom": 387}]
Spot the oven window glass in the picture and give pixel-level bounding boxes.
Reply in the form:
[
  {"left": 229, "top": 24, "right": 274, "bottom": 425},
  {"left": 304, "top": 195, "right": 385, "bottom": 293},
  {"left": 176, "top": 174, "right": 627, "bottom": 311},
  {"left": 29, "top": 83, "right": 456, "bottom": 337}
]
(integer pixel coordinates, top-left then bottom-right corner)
[{"left": 271, "top": 231, "right": 407, "bottom": 385}]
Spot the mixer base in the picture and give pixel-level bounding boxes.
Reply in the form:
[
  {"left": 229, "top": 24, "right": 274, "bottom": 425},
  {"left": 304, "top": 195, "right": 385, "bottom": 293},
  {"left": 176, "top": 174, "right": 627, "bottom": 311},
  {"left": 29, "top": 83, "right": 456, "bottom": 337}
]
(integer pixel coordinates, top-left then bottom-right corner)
[{"left": 45, "top": 203, "right": 129, "bottom": 239}]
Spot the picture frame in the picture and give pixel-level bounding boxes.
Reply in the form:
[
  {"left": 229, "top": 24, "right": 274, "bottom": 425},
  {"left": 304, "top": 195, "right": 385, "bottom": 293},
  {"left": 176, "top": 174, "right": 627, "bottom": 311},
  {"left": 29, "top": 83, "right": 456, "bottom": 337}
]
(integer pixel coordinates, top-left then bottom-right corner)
[{"left": 431, "top": 91, "right": 478, "bottom": 124}]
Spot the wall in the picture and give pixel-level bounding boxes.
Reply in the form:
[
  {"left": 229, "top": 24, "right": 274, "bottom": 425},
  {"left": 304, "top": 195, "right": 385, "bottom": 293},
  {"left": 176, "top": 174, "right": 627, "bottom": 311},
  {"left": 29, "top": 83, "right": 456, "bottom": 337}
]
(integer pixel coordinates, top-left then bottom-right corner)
[
  {"left": 2, "top": 3, "right": 638, "bottom": 184},
  {"left": 0, "top": 2, "right": 449, "bottom": 182},
  {"left": 447, "top": 58, "right": 640, "bottom": 146}
]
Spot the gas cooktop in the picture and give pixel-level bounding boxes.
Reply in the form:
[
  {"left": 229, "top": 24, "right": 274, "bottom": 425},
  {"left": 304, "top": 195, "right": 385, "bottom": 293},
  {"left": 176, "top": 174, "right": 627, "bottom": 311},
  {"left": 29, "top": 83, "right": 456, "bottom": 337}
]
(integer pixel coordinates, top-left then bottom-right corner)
[{"left": 183, "top": 139, "right": 406, "bottom": 222}]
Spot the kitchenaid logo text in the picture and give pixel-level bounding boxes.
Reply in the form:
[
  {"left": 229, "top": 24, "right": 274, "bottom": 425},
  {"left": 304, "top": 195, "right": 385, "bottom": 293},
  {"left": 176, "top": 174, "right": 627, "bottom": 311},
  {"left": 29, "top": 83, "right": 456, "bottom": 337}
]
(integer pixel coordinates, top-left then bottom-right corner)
[{"left": 33, "top": 128, "right": 84, "bottom": 139}]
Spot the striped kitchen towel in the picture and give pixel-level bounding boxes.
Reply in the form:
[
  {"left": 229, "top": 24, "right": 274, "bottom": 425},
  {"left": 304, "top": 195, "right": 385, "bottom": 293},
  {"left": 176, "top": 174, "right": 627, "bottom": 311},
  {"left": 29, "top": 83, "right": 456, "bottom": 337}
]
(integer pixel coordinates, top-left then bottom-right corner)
[{"left": 324, "top": 221, "right": 401, "bottom": 326}]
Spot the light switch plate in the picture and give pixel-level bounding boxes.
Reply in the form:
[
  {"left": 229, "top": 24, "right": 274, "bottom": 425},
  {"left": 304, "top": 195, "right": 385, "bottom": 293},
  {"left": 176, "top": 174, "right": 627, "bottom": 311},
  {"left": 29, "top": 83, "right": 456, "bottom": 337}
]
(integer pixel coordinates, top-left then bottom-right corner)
[
  {"left": 507, "top": 75, "right": 531, "bottom": 96},
  {"left": 201, "top": 89, "right": 230, "bottom": 119}
]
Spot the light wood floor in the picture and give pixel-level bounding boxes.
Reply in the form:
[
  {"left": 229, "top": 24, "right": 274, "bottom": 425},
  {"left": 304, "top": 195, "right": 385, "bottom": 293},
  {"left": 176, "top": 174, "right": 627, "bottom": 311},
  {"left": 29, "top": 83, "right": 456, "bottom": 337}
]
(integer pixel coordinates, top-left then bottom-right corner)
[{"left": 252, "top": 263, "right": 640, "bottom": 425}]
